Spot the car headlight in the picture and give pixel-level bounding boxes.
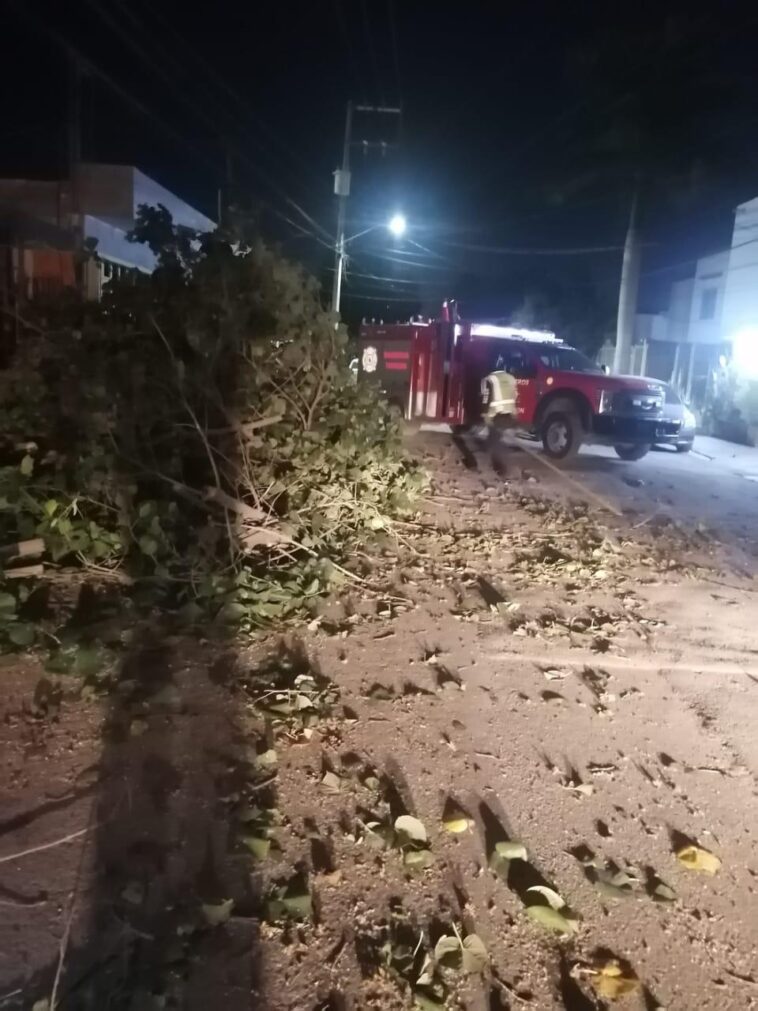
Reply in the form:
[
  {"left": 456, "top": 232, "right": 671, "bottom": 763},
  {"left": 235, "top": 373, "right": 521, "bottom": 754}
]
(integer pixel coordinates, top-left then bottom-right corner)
[
  {"left": 683, "top": 408, "right": 696, "bottom": 428},
  {"left": 598, "top": 389, "right": 614, "bottom": 413}
]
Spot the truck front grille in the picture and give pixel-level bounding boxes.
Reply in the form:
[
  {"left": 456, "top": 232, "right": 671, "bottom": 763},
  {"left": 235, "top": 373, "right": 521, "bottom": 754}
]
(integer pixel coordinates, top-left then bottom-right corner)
[{"left": 611, "top": 390, "right": 663, "bottom": 416}]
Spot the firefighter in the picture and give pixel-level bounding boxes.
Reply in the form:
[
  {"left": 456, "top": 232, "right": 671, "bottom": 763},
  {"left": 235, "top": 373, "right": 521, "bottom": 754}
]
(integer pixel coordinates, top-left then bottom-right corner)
[{"left": 480, "top": 366, "right": 517, "bottom": 431}]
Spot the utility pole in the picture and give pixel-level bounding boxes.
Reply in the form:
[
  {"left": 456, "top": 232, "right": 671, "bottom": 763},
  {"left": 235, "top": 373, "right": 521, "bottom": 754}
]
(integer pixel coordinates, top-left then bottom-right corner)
[
  {"left": 613, "top": 190, "right": 641, "bottom": 375},
  {"left": 331, "top": 101, "right": 353, "bottom": 315},
  {"left": 330, "top": 102, "right": 401, "bottom": 316}
]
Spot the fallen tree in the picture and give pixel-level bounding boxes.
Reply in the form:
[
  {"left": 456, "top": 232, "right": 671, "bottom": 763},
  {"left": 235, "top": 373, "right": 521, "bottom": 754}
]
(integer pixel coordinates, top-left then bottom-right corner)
[{"left": 0, "top": 207, "right": 424, "bottom": 650}]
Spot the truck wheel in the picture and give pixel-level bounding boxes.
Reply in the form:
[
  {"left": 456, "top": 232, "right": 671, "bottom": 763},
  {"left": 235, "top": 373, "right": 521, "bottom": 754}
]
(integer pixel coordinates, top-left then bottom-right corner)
[
  {"left": 541, "top": 411, "right": 582, "bottom": 463},
  {"left": 614, "top": 443, "right": 650, "bottom": 461}
]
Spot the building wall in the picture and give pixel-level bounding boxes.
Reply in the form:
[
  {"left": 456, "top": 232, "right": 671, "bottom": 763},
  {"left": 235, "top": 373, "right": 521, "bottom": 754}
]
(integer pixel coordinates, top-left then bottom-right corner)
[
  {"left": 666, "top": 278, "right": 695, "bottom": 343},
  {"left": 75, "top": 164, "right": 136, "bottom": 228},
  {"left": 687, "top": 250, "right": 729, "bottom": 344},
  {"left": 722, "top": 195, "right": 758, "bottom": 342},
  {"left": 0, "top": 164, "right": 215, "bottom": 300},
  {"left": 132, "top": 169, "right": 215, "bottom": 233}
]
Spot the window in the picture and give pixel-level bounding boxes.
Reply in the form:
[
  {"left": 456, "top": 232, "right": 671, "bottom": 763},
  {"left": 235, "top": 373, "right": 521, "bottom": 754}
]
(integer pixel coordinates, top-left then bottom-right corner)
[
  {"left": 537, "top": 345, "right": 602, "bottom": 374},
  {"left": 699, "top": 287, "right": 717, "bottom": 320},
  {"left": 488, "top": 342, "right": 530, "bottom": 375}
]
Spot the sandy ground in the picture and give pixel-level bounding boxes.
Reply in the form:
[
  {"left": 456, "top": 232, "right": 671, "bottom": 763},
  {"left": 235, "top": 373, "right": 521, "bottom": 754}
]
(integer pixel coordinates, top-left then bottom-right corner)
[{"left": 1, "top": 431, "right": 758, "bottom": 1010}]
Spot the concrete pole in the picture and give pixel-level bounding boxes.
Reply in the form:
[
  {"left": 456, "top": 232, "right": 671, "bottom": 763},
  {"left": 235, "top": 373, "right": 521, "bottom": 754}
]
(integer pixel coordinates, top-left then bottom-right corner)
[
  {"left": 613, "top": 191, "right": 641, "bottom": 375},
  {"left": 331, "top": 102, "right": 353, "bottom": 316}
]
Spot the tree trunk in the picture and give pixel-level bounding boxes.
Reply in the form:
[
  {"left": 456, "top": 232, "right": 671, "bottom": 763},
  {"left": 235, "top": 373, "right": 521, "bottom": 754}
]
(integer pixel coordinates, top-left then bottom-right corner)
[{"left": 613, "top": 191, "right": 642, "bottom": 375}]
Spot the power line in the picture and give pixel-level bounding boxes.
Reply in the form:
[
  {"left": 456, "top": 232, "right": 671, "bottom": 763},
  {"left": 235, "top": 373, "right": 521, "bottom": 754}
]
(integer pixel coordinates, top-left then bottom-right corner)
[
  {"left": 104, "top": 2, "right": 334, "bottom": 242},
  {"left": 360, "top": 0, "right": 385, "bottom": 103},
  {"left": 387, "top": 0, "right": 402, "bottom": 107},
  {"left": 357, "top": 249, "right": 452, "bottom": 271},
  {"left": 468, "top": 10, "right": 728, "bottom": 205},
  {"left": 124, "top": 0, "right": 312, "bottom": 190},
  {"left": 437, "top": 239, "right": 627, "bottom": 256},
  {"left": 24, "top": 1, "right": 333, "bottom": 245},
  {"left": 333, "top": 0, "right": 366, "bottom": 100},
  {"left": 344, "top": 269, "right": 443, "bottom": 286},
  {"left": 343, "top": 290, "right": 422, "bottom": 302}
]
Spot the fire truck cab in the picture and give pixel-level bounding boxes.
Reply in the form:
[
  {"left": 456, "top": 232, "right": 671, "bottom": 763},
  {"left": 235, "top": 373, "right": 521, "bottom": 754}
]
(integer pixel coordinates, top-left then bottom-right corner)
[{"left": 357, "top": 306, "right": 676, "bottom": 463}]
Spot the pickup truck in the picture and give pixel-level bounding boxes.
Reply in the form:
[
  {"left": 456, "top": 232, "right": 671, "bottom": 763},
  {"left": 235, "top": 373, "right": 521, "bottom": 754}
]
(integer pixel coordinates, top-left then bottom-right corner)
[{"left": 479, "top": 337, "right": 675, "bottom": 462}]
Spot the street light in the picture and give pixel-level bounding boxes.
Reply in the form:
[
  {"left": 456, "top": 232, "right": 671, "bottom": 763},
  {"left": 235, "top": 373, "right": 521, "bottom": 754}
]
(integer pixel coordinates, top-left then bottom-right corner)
[
  {"left": 332, "top": 214, "right": 409, "bottom": 315},
  {"left": 388, "top": 213, "right": 407, "bottom": 237}
]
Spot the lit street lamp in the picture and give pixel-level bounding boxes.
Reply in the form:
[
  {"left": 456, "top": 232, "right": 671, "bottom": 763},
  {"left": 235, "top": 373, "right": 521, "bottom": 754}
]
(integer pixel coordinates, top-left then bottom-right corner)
[
  {"left": 331, "top": 214, "right": 408, "bottom": 315},
  {"left": 388, "top": 213, "right": 407, "bottom": 237}
]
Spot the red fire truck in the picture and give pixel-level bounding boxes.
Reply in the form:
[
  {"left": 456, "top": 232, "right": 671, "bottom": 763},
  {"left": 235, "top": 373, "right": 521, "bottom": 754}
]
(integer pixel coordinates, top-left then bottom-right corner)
[{"left": 357, "top": 305, "right": 678, "bottom": 463}]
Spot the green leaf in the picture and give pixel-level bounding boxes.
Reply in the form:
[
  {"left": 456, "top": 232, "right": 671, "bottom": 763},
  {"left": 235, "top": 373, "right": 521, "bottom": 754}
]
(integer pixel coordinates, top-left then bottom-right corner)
[
  {"left": 73, "top": 644, "right": 106, "bottom": 678},
  {"left": 254, "top": 748, "right": 278, "bottom": 768},
  {"left": 414, "top": 993, "right": 446, "bottom": 1010},
  {"left": 45, "top": 648, "right": 76, "bottom": 675},
  {"left": 218, "top": 601, "right": 248, "bottom": 622},
  {"left": 495, "top": 841, "right": 528, "bottom": 861},
  {"left": 461, "top": 933, "right": 488, "bottom": 974},
  {"left": 526, "top": 905, "right": 578, "bottom": 935},
  {"left": 0, "top": 592, "right": 17, "bottom": 612},
  {"left": 527, "top": 885, "right": 567, "bottom": 910},
  {"left": 202, "top": 898, "right": 234, "bottom": 926},
  {"left": 281, "top": 891, "right": 312, "bottom": 920},
  {"left": 652, "top": 880, "right": 676, "bottom": 902},
  {"left": 20, "top": 454, "right": 34, "bottom": 476},
  {"left": 138, "top": 535, "right": 159, "bottom": 557},
  {"left": 241, "top": 835, "right": 270, "bottom": 861},
  {"left": 321, "top": 770, "right": 342, "bottom": 793},
  {"left": 394, "top": 814, "right": 428, "bottom": 844},
  {"left": 403, "top": 848, "right": 434, "bottom": 869},
  {"left": 433, "top": 934, "right": 461, "bottom": 967},
  {"left": 7, "top": 623, "right": 35, "bottom": 647}
]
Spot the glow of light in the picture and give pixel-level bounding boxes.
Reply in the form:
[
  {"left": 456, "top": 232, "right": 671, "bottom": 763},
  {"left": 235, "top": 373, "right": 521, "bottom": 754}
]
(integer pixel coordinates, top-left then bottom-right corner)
[
  {"left": 730, "top": 326, "right": 758, "bottom": 379},
  {"left": 470, "top": 324, "right": 557, "bottom": 341},
  {"left": 388, "top": 213, "right": 407, "bottom": 237}
]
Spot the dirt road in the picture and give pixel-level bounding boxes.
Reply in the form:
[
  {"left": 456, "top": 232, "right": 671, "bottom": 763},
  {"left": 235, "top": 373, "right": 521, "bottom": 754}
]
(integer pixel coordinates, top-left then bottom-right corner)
[{"left": 1, "top": 431, "right": 757, "bottom": 1009}]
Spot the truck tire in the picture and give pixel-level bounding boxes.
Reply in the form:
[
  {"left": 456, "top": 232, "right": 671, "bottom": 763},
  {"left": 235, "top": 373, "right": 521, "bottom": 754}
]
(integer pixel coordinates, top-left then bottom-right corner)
[
  {"left": 541, "top": 410, "right": 582, "bottom": 463},
  {"left": 614, "top": 443, "right": 650, "bottom": 461}
]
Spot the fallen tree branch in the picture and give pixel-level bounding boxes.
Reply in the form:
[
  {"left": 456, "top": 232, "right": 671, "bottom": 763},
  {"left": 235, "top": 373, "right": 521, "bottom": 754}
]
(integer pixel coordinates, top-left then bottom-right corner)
[
  {"left": 0, "top": 824, "right": 96, "bottom": 866},
  {"left": 4, "top": 564, "right": 44, "bottom": 580},
  {"left": 0, "top": 538, "right": 45, "bottom": 560},
  {"left": 203, "top": 486, "right": 268, "bottom": 524},
  {"left": 208, "top": 413, "right": 284, "bottom": 437}
]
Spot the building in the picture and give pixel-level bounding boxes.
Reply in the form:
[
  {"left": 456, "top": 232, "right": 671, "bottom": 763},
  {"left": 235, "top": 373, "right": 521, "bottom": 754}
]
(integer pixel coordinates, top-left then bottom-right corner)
[
  {"left": 600, "top": 194, "right": 758, "bottom": 421},
  {"left": 0, "top": 162, "right": 215, "bottom": 300}
]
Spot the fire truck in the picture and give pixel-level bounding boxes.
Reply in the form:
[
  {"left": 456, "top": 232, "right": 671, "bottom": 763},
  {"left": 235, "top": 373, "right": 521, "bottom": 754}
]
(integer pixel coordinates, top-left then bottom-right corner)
[{"left": 357, "top": 304, "right": 678, "bottom": 463}]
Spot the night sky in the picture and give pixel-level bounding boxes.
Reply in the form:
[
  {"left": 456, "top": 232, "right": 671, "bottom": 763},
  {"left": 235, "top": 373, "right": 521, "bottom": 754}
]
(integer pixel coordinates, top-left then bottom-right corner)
[{"left": 3, "top": 0, "right": 758, "bottom": 345}]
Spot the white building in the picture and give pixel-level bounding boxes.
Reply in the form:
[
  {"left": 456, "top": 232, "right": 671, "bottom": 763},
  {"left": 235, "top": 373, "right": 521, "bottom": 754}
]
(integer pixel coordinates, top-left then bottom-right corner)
[
  {"left": 601, "top": 194, "right": 758, "bottom": 414},
  {"left": 721, "top": 196, "right": 758, "bottom": 363},
  {"left": 0, "top": 162, "right": 215, "bottom": 299}
]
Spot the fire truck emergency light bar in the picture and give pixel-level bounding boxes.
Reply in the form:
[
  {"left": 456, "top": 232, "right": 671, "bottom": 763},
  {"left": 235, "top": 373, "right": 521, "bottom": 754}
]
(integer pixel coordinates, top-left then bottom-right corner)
[{"left": 469, "top": 324, "right": 558, "bottom": 342}]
